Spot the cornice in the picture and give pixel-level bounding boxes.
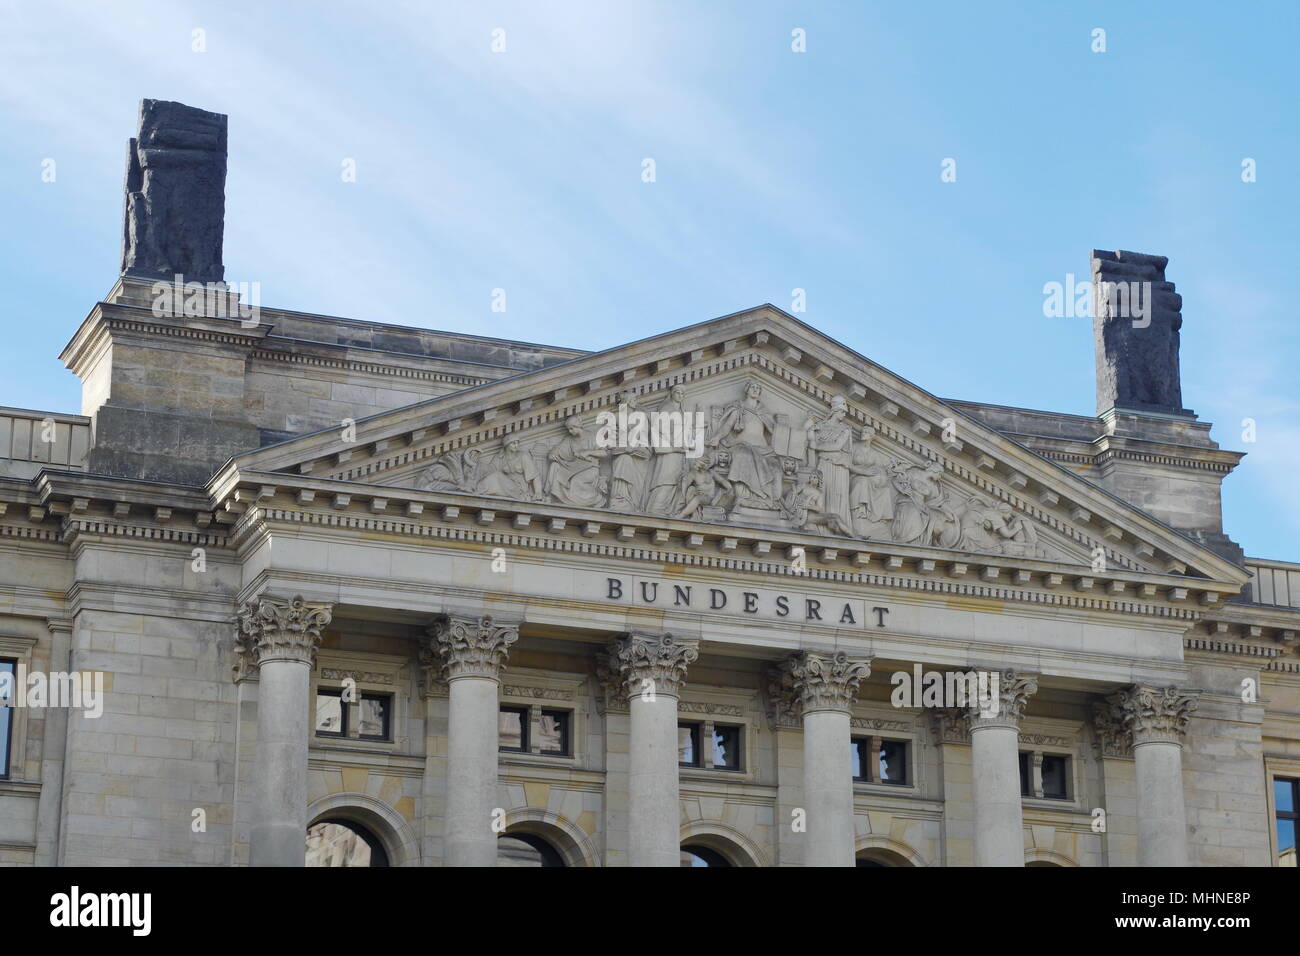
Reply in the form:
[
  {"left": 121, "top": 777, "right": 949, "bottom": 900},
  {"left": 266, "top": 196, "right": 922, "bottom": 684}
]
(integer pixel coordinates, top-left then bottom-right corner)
[
  {"left": 249, "top": 345, "right": 491, "bottom": 390},
  {"left": 1191, "top": 608, "right": 1298, "bottom": 661},
  {"left": 59, "top": 301, "right": 271, "bottom": 375},
  {"left": 0, "top": 460, "right": 1246, "bottom": 623},
  {"left": 228, "top": 504, "right": 1211, "bottom": 624}
]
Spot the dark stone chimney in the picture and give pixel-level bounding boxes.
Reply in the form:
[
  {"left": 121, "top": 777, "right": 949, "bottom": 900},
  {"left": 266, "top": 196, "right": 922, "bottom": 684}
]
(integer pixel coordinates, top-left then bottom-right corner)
[
  {"left": 120, "top": 99, "right": 228, "bottom": 284},
  {"left": 1091, "top": 250, "right": 1191, "bottom": 417}
]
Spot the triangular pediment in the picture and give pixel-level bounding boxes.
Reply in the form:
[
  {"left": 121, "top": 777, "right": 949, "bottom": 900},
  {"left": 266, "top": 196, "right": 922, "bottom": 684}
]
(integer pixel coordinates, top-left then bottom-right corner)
[{"left": 230, "top": 306, "right": 1246, "bottom": 584}]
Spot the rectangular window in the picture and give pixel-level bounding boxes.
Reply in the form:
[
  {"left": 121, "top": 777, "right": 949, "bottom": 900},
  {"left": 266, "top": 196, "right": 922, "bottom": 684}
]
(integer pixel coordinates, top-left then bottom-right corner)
[
  {"left": 1041, "top": 754, "right": 1070, "bottom": 799},
  {"left": 878, "top": 739, "right": 908, "bottom": 785},
  {"left": 0, "top": 659, "right": 14, "bottom": 779},
  {"left": 537, "top": 710, "right": 571, "bottom": 756},
  {"left": 851, "top": 736, "right": 910, "bottom": 785},
  {"left": 851, "top": 738, "right": 868, "bottom": 781},
  {"left": 1018, "top": 752, "right": 1030, "bottom": 796},
  {"left": 1276, "top": 777, "right": 1298, "bottom": 867},
  {"left": 314, "top": 689, "right": 346, "bottom": 737},
  {"left": 678, "top": 723, "right": 701, "bottom": 767},
  {"left": 499, "top": 706, "right": 528, "bottom": 752},
  {"left": 358, "top": 694, "right": 391, "bottom": 741},
  {"left": 711, "top": 724, "right": 742, "bottom": 771}
]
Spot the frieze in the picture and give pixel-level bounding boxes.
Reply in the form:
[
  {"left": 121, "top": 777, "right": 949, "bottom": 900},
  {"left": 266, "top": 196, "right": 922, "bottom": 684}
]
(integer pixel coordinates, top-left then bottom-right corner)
[
  {"left": 501, "top": 683, "right": 574, "bottom": 701},
  {"left": 318, "top": 668, "right": 395, "bottom": 685},
  {"left": 249, "top": 507, "right": 1210, "bottom": 621},
  {"left": 678, "top": 701, "right": 746, "bottom": 718},
  {"left": 400, "top": 379, "right": 1054, "bottom": 558},
  {"left": 850, "top": 716, "right": 911, "bottom": 732}
]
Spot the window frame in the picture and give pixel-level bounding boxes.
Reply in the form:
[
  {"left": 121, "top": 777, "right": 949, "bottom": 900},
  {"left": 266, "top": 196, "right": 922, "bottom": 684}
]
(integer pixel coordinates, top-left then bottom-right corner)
[
  {"left": 1274, "top": 776, "right": 1298, "bottom": 865},
  {"left": 851, "top": 734, "right": 911, "bottom": 787},
  {"left": 678, "top": 721, "right": 702, "bottom": 768},
  {"left": 536, "top": 708, "right": 572, "bottom": 757},
  {"left": 1019, "top": 748, "right": 1075, "bottom": 802},
  {"left": 1039, "top": 753, "right": 1071, "bottom": 800},
  {"left": 498, "top": 705, "right": 530, "bottom": 754},
  {"left": 313, "top": 687, "right": 348, "bottom": 739},
  {"left": 0, "top": 657, "right": 15, "bottom": 780},
  {"left": 356, "top": 692, "right": 392, "bottom": 742},
  {"left": 708, "top": 722, "right": 744, "bottom": 772}
]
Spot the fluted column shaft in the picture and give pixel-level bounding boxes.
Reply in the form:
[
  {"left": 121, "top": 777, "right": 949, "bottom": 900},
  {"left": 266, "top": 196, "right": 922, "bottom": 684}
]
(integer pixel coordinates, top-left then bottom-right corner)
[
  {"left": 610, "top": 632, "right": 698, "bottom": 867},
  {"left": 1096, "top": 684, "right": 1197, "bottom": 867},
  {"left": 236, "top": 595, "right": 333, "bottom": 867},
  {"left": 968, "top": 670, "right": 1037, "bottom": 867},
  {"left": 773, "top": 651, "right": 871, "bottom": 867},
  {"left": 427, "top": 614, "right": 519, "bottom": 867}
]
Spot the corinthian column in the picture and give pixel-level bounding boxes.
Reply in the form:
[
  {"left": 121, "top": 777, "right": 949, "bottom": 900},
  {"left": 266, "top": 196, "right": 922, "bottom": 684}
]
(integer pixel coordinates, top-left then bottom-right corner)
[
  {"left": 967, "top": 670, "right": 1037, "bottom": 867},
  {"left": 1095, "top": 684, "right": 1197, "bottom": 867},
  {"left": 607, "top": 631, "right": 698, "bottom": 867},
  {"left": 772, "top": 651, "right": 871, "bottom": 867},
  {"left": 426, "top": 613, "right": 519, "bottom": 867},
  {"left": 236, "top": 594, "right": 333, "bottom": 867}
]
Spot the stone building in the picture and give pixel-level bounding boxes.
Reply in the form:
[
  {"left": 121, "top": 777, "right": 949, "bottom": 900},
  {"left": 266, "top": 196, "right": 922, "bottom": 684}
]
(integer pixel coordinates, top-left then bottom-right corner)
[{"left": 0, "top": 101, "right": 1297, "bottom": 867}]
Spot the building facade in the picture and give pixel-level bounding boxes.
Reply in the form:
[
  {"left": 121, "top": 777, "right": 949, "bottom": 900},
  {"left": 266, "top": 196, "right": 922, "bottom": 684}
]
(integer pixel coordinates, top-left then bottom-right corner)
[{"left": 1, "top": 102, "right": 1298, "bottom": 868}]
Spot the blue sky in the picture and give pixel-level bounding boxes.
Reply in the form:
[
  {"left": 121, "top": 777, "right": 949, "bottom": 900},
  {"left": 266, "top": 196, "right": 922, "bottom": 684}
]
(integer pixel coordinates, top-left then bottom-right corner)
[{"left": 1, "top": 0, "right": 1296, "bottom": 559}]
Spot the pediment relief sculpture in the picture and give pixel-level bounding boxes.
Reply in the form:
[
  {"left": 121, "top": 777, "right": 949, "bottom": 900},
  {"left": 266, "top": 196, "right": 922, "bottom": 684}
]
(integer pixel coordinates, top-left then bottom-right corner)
[{"left": 404, "top": 378, "right": 1054, "bottom": 559}]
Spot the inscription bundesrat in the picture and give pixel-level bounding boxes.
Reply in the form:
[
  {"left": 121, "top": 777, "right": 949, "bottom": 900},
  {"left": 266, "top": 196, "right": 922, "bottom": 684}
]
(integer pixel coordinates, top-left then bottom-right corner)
[{"left": 603, "top": 576, "right": 889, "bottom": 628}]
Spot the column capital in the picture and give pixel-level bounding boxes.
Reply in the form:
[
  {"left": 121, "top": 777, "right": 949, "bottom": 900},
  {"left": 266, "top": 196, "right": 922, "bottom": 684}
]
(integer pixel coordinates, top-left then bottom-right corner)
[
  {"left": 930, "top": 708, "right": 972, "bottom": 745},
  {"left": 966, "top": 669, "right": 1038, "bottom": 731},
  {"left": 769, "top": 651, "right": 871, "bottom": 717},
  {"left": 605, "top": 631, "right": 698, "bottom": 700},
  {"left": 424, "top": 613, "right": 520, "bottom": 681},
  {"left": 234, "top": 594, "right": 333, "bottom": 677},
  {"left": 1094, "top": 683, "right": 1198, "bottom": 752}
]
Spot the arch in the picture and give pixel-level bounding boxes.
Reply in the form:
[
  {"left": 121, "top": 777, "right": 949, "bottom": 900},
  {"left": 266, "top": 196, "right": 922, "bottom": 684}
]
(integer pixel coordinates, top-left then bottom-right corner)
[
  {"left": 306, "top": 792, "right": 421, "bottom": 867},
  {"left": 500, "top": 807, "right": 600, "bottom": 867},
  {"left": 1025, "top": 847, "right": 1078, "bottom": 867},
  {"left": 853, "top": 834, "right": 928, "bottom": 868},
  {"left": 679, "top": 821, "right": 768, "bottom": 867}
]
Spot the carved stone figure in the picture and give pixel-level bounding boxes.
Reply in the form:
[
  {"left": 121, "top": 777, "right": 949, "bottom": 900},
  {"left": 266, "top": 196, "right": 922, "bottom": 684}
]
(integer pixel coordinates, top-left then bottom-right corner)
[
  {"left": 804, "top": 395, "right": 854, "bottom": 529},
  {"left": 478, "top": 438, "right": 544, "bottom": 500},
  {"left": 546, "top": 416, "right": 605, "bottom": 507},
  {"left": 675, "top": 456, "right": 732, "bottom": 520},
  {"left": 848, "top": 429, "right": 898, "bottom": 539},
  {"left": 890, "top": 460, "right": 959, "bottom": 547},
  {"left": 784, "top": 472, "right": 852, "bottom": 537},
  {"left": 1092, "top": 250, "right": 1190, "bottom": 416},
  {"left": 121, "top": 99, "right": 228, "bottom": 284},
  {"left": 608, "top": 389, "right": 651, "bottom": 512},
  {"left": 956, "top": 494, "right": 1007, "bottom": 553},
  {"left": 707, "top": 381, "right": 780, "bottom": 506},
  {"left": 406, "top": 381, "right": 1053, "bottom": 559},
  {"left": 415, "top": 447, "right": 482, "bottom": 493},
  {"left": 645, "top": 386, "right": 690, "bottom": 515},
  {"left": 991, "top": 502, "right": 1041, "bottom": 557}
]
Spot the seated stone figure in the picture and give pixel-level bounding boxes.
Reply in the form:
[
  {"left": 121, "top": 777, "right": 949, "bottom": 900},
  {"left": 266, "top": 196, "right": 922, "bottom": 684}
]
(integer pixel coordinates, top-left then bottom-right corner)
[
  {"left": 675, "top": 457, "right": 733, "bottom": 520},
  {"left": 784, "top": 472, "right": 852, "bottom": 537},
  {"left": 478, "top": 439, "right": 544, "bottom": 501}
]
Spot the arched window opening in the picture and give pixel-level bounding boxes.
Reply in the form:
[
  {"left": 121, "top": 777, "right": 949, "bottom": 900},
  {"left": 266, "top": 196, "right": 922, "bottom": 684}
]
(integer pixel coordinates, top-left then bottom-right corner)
[
  {"left": 498, "top": 832, "right": 566, "bottom": 867},
  {"left": 306, "top": 818, "right": 390, "bottom": 867},
  {"left": 680, "top": 844, "right": 732, "bottom": 867},
  {"left": 855, "top": 848, "right": 912, "bottom": 867}
]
